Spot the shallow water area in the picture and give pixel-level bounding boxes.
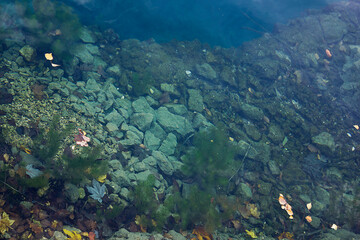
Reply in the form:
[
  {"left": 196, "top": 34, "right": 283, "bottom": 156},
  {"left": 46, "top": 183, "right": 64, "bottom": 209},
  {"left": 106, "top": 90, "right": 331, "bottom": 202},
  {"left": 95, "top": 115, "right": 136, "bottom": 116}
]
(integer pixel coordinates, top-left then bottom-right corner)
[{"left": 0, "top": 1, "right": 360, "bottom": 240}]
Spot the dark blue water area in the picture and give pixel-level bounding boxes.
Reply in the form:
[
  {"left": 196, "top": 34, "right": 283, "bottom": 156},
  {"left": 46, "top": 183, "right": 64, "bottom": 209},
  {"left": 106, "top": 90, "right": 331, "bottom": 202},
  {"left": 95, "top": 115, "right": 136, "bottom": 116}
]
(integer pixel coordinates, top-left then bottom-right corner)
[{"left": 65, "top": 0, "right": 344, "bottom": 47}]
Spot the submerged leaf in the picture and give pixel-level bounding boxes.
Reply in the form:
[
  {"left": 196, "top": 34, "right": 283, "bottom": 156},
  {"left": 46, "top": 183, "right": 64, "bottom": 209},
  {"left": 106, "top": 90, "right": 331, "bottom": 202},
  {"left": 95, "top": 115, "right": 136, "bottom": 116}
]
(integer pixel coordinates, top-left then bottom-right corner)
[
  {"left": 86, "top": 179, "right": 106, "bottom": 203},
  {"left": 63, "top": 228, "right": 82, "bottom": 240},
  {"left": 0, "top": 212, "right": 15, "bottom": 235}
]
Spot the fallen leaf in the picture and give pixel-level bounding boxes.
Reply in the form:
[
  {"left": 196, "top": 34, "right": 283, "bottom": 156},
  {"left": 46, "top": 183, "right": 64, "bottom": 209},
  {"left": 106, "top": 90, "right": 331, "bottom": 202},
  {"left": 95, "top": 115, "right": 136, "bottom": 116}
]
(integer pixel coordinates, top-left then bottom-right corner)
[{"left": 45, "top": 53, "right": 53, "bottom": 61}]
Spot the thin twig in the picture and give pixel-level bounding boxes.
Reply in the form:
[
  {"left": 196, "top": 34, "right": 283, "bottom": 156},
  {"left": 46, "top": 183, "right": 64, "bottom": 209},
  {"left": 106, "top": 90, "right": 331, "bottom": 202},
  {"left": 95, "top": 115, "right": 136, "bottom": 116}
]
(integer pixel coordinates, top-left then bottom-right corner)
[{"left": 228, "top": 143, "right": 251, "bottom": 183}]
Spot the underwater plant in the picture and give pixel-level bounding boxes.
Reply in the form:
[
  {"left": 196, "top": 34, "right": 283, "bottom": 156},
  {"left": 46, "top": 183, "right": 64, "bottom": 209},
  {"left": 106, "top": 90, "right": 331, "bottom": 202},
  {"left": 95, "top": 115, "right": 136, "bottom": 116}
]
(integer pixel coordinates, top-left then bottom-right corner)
[
  {"left": 131, "top": 175, "right": 172, "bottom": 232},
  {"left": 181, "top": 126, "right": 237, "bottom": 191},
  {"left": 32, "top": 114, "right": 73, "bottom": 165},
  {"left": 20, "top": 0, "right": 82, "bottom": 61},
  {"left": 60, "top": 146, "right": 108, "bottom": 184},
  {"left": 132, "top": 174, "right": 158, "bottom": 215},
  {"left": 129, "top": 71, "right": 155, "bottom": 97},
  {"left": 20, "top": 115, "right": 107, "bottom": 187}
]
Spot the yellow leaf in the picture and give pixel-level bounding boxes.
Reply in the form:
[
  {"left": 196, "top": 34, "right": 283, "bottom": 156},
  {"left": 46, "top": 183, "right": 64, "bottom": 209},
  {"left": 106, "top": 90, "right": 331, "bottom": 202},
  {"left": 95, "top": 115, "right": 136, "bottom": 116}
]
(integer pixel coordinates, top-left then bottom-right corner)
[
  {"left": 44, "top": 53, "right": 53, "bottom": 61},
  {"left": 0, "top": 212, "right": 15, "bottom": 235},
  {"left": 97, "top": 174, "right": 107, "bottom": 183},
  {"left": 63, "top": 228, "right": 74, "bottom": 237},
  {"left": 245, "top": 229, "right": 258, "bottom": 239},
  {"left": 63, "top": 228, "right": 82, "bottom": 240}
]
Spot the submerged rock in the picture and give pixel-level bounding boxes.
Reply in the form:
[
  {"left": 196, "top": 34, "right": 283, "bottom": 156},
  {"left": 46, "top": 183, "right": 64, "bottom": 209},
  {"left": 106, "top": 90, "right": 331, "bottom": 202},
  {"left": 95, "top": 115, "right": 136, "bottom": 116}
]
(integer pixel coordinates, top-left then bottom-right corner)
[
  {"left": 195, "top": 63, "right": 217, "bottom": 80},
  {"left": 239, "top": 103, "right": 264, "bottom": 121},
  {"left": 156, "top": 107, "right": 194, "bottom": 136},
  {"left": 130, "top": 112, "right": 154, "bottom": 131},
  {"left": 19, "top": 45, "right": 36, "bottom": 62},
  {"left": 311, "top": 132, "right": 336, "bottom": 152},
  {"left": 187, "top": 89, "right": 204, "bottom": 112}
]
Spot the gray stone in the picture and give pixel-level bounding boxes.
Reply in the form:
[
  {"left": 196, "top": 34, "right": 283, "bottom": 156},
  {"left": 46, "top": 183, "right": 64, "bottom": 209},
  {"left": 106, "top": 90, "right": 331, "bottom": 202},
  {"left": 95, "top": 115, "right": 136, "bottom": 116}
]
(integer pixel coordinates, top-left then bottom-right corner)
[
  {"left": 267, "top": 160, "right": 280, "bottom": 175},
  {"left": 120, "top": 187, "right": 131, "bottom": 200},
  {"left": 110, "top": 169, "right": 131, "bottom": 187},
  {"left": 107, "top": 65, "right": 122, "bottom": 76},
  {"left": 107, "top": 84, "right": 123, "bottom": 98},
  {"left": 85, "top": 44, "right": 100, "bottom": 55},
  {"left": 159, "top": 133, "right": 177, "bottom": 155},
  {"left": 19, "top": 45, "right": 36, "bottom": 61},
  {"left": 326, "top": 167, "right": 342, "bottom": 182},
  {"left": 160, "top": 83, "right": 178, "bottom": 95},
  {"left": 58, "top": 86, "right": 70, "bottom": 97},
  {"left": 52, "top": 231, "right": 67, "bottom": 240},
  {"left": 220, "top": 66, "right": 237, "bottom": 86},
  {"left": 79, "top": 27, "right": 95, "bottom": 43},
  {"left": 238, "top": 182, "right": 252, "bottom": 200},
  {"left": 237, "top": 140, "right": 270, "bottom": 163},
  {"left": 93, "top": 56, "right": 107, "bottom": 68},
  {"left": 106, "top": 122, "right": 119, "bottom": 132},
  {"left": 144, "top": 131, "right": 161, "bottom": 150},
  {"left": 109, "top": 159, "right": 123, "bottom": 170},
  {"left": 166, "top": 104, "right": 188, "bottom": 116},
  {"left": 105, "top": 110, "right": 125, "bottom": 127},
  {"left": 268, "top": 124, "right": 285, "bottom": 144},
  {"left": 195, "top": 63, "right": 217, "bottom": 80},
  {"left": 257, "top": 181, "right": 272, "bottom": 195},
  {"left": 312, "top": 199, "right": 326, "bottom": 213},
  {"left": 20, "top": 201, "right": 33, "bottom": 210},
  {"left": 188, "top": 89, "right": 204, "bottom": 112},
  {"left": 315, "top": 186, "right": 330, "bottom": 206},
  {"left": 309, "top": 216, "right": 321, "bottom": 228},
  {"left": 135, "top": 170, "right": 153, "bottom": 181},
  {"left": 312, "top": 132, "right": 336, "bottom": 152},
  {"left": 168, "top": 230, "right": 186, "bottom": 240},
  {"left": 152, "top": 151, "right": 174, "bottom": 175},
  {"left": 133, "top": 162, "right": 148, "bottom": 172},
  {"left": 64, "top": 183, "right": 80, "bottom": 203},
  {"left": 143, "top": 156, "right": 157, "bottom": 167},
  {"left": 86, "top": 78, "right": 101, "bottom": 93},
  {"left": 244, "top": 124, "right": 262, "bottom": 141},
  {"left": 168, "top": 156, "right": 183, "bottom": 173},
  {"left": 156, "top": 107, "right": 194, "bottom": 136},
  {"left": 333, "top": 229, "right": 359, "bottom": 240},
  {"left": 319, "top": 13, "right": 348, "bottom": 43},
  {"left": 51, "top": 69, "right": 64, "bottom": 79},
  {"left": 239, "top": 103, "right": 264, "bottom": 121},
  {"left": 72, "top": 44, "right": 94, "bottom": 64},
  {"left": 192, "top": 113, "right": 213, "bottom": 129},
  {"left": 132, "top": 97, "right": 155, "bottom": 114},
  {"left": 130, "top": 113, "right": 154, "bottom": 131},
  {"left": 83, "top": 101, "right": 101, "bottom": 116},
  {"left": 149, "top": 123, "right": 167, "bottom": 141},
  {"left": 120, "top": 126, "right": 144, "bottom": 145},
  {"left": 83, "top": 71, "right": 102, "bottom": 82}
]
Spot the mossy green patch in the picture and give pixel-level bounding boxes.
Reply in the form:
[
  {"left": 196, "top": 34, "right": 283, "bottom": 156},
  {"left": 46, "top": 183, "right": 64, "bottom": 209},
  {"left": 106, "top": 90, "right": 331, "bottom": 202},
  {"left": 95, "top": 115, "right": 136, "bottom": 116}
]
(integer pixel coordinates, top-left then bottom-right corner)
[
  {"left": 181, "top": 126, "right": 237, "bottom": 191},
  {"left": 129, "top": 72, "right": 155, "bottom": 97}
]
